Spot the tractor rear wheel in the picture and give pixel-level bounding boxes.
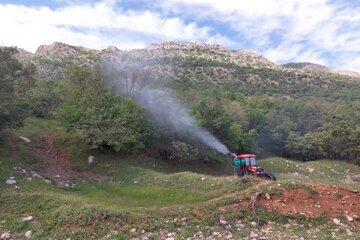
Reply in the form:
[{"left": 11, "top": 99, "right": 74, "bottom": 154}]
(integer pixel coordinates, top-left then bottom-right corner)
[
  {"left": 260, "top": 172, "right": 276, "bottom": 181},
  {"left": 237, "top": 168, "right": 245, "bottom": 177}
]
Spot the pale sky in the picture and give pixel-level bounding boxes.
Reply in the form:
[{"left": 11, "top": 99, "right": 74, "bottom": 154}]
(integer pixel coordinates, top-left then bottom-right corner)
[{"left": 1, "top": 0, "right": 360, "bottom": 71}]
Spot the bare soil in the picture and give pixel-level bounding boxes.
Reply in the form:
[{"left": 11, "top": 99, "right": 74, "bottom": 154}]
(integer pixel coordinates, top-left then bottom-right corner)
[
  {"left": 29, "top": 132, "right": 103, "bottom": 184},
  {"left": 258, "top": 184, "right": 360, "bottom": 219},
  {"left": 220, "top": 183, "right": 360, "bottom": 221}
]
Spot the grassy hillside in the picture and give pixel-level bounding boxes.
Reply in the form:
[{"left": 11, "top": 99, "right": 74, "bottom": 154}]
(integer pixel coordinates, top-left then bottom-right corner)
[
  {"left": 1, "top": 118, "right": 359, "bottom": 239},
  {"left": 17, "top": 42, "right": 360, "bottom": 100}
]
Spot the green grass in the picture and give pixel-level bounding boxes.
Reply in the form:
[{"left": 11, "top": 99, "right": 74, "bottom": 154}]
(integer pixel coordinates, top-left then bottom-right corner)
[
  {"left": 74, "top": 184, "right": 213, "bottom": 208},
  {"left": 1, "top": 118, "right": 360, "bottom": 239},
  {"left": 259, "top": 157, "right": 360, "bottom": 190}
]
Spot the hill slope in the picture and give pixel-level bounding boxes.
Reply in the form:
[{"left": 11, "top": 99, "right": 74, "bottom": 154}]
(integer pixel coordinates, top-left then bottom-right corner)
[
  {"left": 16, "top": 41, "right": 360, "bottom": 100},
  {"left": 1, "top": 118, "right": 359, "bottom": 239}
]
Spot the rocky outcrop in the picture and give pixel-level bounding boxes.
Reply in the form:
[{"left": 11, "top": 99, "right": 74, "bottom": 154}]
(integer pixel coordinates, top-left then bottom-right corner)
[
  {"left": 283, "top": 62, "right": 329, "bottom": 72},
  {"left": 31, "top": 42, "right": 102, "bottom": 78},
  {"left": 11, "top": 41, "right": 360, "bottom": 84}
]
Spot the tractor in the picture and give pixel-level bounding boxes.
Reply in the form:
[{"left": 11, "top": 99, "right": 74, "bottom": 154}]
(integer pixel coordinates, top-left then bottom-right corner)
[{"left": 230, "top": 153, "right": 276, "bottom": 181}]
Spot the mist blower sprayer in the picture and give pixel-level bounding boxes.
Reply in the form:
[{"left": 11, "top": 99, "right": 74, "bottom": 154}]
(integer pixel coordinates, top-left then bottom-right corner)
[{"left": 227, "top": 152, "right": 276, "bottom": 181}]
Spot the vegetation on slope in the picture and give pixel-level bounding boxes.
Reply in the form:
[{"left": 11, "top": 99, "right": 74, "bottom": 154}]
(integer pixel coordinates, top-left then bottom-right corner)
[{"left": 1, "top": 117, "right": 359, "bottom": 239}]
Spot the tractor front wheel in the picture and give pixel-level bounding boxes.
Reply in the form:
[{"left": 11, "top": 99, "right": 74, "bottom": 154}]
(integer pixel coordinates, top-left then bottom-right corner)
[{"left": 260, "top": 172, "right": 276, "bottom": 181}]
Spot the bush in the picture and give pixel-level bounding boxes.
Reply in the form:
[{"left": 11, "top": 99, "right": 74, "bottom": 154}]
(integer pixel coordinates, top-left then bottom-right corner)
[
  {"left": 25, "top": 79, "right": 62, "bottom": 118},
  {"left": 58, "top": 66, "right": 152, "bottom": 152}
]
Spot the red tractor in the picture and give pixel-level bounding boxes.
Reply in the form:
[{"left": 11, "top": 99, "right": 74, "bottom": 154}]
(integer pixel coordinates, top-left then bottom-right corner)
[{"left": 231, "top": 153, "right": 276, "bottom": 181}]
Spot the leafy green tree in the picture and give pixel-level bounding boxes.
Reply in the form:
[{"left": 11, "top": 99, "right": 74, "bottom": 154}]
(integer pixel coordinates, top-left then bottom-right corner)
[
  {"left": 285, "top": 131, "right": 326, "bottom": 161},
  {"left": 165, "top": 141, "right": 199, "bottom": 162},
  {"left": 228, "top": 123, "right": 257, "bottom": 153},
  {"left": 25, "top": 79, "right": 62, "bottom": 118},
  {"left": 0, "top": 47, "right": 28, "bottom": 135},
  {"left": 194, "top": 98, "right": 232, "bottom": 141},
  {"left": 14, "top": 62, "right": 37, "bottom": 95},
  {"left": 59, "top": 66, "right": 152, "bottom": 152}
]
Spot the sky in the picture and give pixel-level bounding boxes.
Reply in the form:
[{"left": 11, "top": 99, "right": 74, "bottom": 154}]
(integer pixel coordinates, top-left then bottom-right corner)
[{"left": 1, "top": 0, "right": 360, "bottom": 71}]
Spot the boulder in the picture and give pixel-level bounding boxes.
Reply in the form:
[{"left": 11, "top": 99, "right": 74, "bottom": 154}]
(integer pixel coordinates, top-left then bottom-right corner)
[
  {"left": 219, "top": 219, "right": 228, "bottom": 225},
  {"left": 5, "top": 179, "right": 16, "bottom": 185},
  {"left": 24, "top": 230, "right": 32, "bottom": 238},
  {"left": 88, "top": 155, "right": 95, "bottom": 164},
  {"left": 23, "top": 216, "right": 33, "bottom": 222},
  {"left": 19, "top": 136, "right": 31, "bottom": 143},
  {"left": 345, "top": 215, "right": 353, "bottom": 222},
  {"left": 265, "top": 193, "right": 271, "bottom": 200},
  {"left": 333, "top": 218, "right": 341, "bottom": 225},
  {"left": 235, "top": 223, "right": 245, "bottom": 229},
  {"left": 0, "top": 232, "right": 10, "bottom": 239}
]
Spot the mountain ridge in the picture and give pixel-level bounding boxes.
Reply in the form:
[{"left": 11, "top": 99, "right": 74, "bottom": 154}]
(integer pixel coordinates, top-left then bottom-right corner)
[
  {"left": 12, "top": 41, "right": 360, "bottom": 79},
  {"left": 7, "top": 41, "right": 360, "bottom": 100}
]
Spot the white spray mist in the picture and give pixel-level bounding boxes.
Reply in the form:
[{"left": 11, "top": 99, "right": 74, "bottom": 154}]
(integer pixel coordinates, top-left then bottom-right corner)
[{"left": 100, "top": 54, "right": 230, "bottom": 155}]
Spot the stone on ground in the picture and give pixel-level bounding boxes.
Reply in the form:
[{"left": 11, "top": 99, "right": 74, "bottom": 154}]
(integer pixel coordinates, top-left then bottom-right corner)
[
  {"left": 24, "top": 230, "right": 32, "bottom": 238},
  {"left": 19, "top": 136, "right": 31, "bottom": 143},
  {"left": 23, "top": 216, "right": 33, "bottom": 222},
  {"left": 5, "top": 179, "right": 16, "bottom": 185},
  {"left": 333, "top": 218, "right": 341, "bottom": 225},
  {"left": 1, "top": 232, "right": 10, "bottom": 239}
]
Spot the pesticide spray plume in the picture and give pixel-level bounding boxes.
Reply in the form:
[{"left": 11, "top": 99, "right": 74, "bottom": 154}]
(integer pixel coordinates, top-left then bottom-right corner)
[{"left": 100, "top": 53, "right": 230, "bottom": 155}]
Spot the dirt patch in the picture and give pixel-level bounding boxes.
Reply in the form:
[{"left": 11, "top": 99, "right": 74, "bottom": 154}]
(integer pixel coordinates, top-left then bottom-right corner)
[
  {"left": 258, "top": 184, "right": 359, "bottom": 219},
  {"left": 28, "top": 132, "right": 103, "bottom": 184},
  {"left": 215, "top": 180, "right": 270, "bottom": 211},
  {"left": 218, "top": 184, "right": 360, "bottom": 220}
]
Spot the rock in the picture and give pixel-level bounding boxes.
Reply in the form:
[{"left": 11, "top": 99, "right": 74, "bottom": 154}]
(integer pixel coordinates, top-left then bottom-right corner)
[
  {"left": 1, "top": 232, "right": 10, "bottom": 239},
  {"left": 54, "top": 175, "right": 60, "bottom": 178},
  {"left": 250, "top": 231, "right": 258, "bottom": 238},
  {"left": 19, "top": 136, "right": 31, "bottom": 143},
  {"left": 333, "top": 218, "right": 341, "bottom": 225},
  {"left": 219, "top": 219, "right": 228, "bottom": 225},
  {"left": 88, "top": 155, "right": 95, "bottom": 164},
  {"left": 265, "top": 193, "right": 271, "bottom": 200},
  {"left": 9, "top": 177, "right": 15, "bottom": 180},
  {"left": 167, "top": 232, "right": 176, "bottom": 237},
  {"left": 201, "top": 177, "right": 206, "bottom": 181},
  {"left": 134, "top": 181, "right": 138, "bottom": 184},
  {"left": 44, "top": 180, "right": 52, "bottom": 184},
  {"left": 130, "top": 228, "right": 136, "bottom": 233},
  {"left": 250, "top": 221, "right": 257, "bottom": 227},
  {"left": 23, "top": 216, "right": 33, "bottom": 221},
  {"left": 165, "top": 238, "right": 174, "bottom": 240},
  {"left": 213, "top": 232, "right": 220, "bottom": 236},
  {"left": 30, "top": 171, "right": 42, "bottom": 179},
  {"left": 15, "top": 186, "right": 20, "bottom": 189},
  {"left": 225, "top": 224, "right": 232, "bottom": 230},
  {"left": 235, "top": 223, "right": 245, "bottom": 228},
  {"left": 5, "top": 179, "right": 16, "bottom": 185},
  {"left": 345, "top": 215, "right": 353, "bottom": 222},
  {"left": 346, "top": 229, "right": 353, "bottom": 236},
  {"left": 308, "top": 168, "right": 315, "bottom": 173},
  {"left": 24, "top": 230, "right": 32, "bottom": 238}
]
